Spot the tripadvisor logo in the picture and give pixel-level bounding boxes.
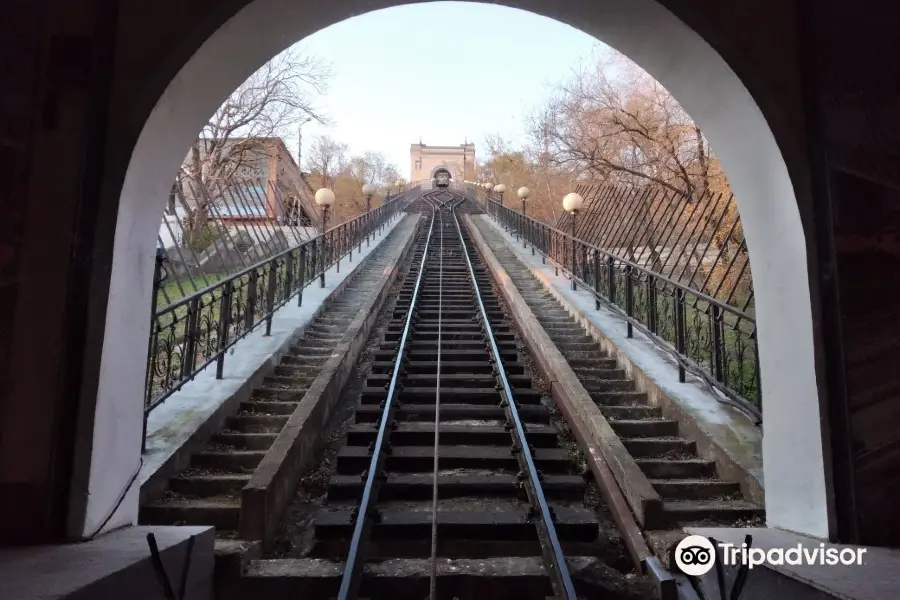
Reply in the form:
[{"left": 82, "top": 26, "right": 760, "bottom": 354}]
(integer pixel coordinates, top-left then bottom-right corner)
[
  {"left": 673, "top": 534, "right": 868, "bottom": 576},
  {"left": 675, "top": 535, "right": 717, "bottom": 576}
]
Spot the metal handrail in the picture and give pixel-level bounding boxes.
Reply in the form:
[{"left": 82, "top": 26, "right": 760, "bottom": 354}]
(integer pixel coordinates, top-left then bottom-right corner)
[
  {"left": 143, "top": 188, "right": 418, "bottom": 445},
  {"left": 336, "top": 192, "right": 437, "bottom": 599},
  {"left": 450, "top": 200, "right": 578, "bottom": 599},
  {"left": 469, "top": 189, "right": 761, "bottom": 420}
]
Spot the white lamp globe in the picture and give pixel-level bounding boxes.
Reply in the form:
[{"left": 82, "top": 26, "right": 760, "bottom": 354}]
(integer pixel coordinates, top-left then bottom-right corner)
[
  {"left": 494, "top": 184, "right": 507, "bottom": 193},
  {"left": 518, "top": 186, "right": 531, "bottom": 200},
  {"left": 361, "top": 183, "right": 376, "bottom": 197},
  {"left": 315, "top": 188, "right": 335, "bottom": 206},
  {"left": 562, "top": 192, "right": 584, "bottom": 213}
]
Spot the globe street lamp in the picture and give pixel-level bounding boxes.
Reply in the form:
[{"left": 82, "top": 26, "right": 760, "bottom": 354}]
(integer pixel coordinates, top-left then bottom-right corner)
[
  {"left": 562, "top": 192, "right": 584, "bottom": 290},
  {"left": 518, "top": 186, "right": 531, "bottom": 250},
  {"left": 361, "top": 183, "right": 376, "bottom": 212},
  {"left": 315, "top": 187, "right": 335, "bottom": 287},
  {"left": 494, "top": 183, "right": 507, "bottom": 206},
  {"left": 518, "top": 186, "right": 530, "bottom": 216}
]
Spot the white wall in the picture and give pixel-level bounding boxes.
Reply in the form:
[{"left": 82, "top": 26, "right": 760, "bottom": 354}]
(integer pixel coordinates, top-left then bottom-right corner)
[{"left": 75, "top": 0, "right": 830, "bottom": 540}]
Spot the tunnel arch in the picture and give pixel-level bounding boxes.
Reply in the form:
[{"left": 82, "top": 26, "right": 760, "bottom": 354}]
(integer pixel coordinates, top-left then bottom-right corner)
[
  {"left": 80, "top": 0, "right": 829, "bottom": 541},
  {"left": 431, "top": 166, "right": 453, "bottom": 179}
]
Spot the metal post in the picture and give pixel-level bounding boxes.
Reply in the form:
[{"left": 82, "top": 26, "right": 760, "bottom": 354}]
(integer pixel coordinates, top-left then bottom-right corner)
[
  {"left": 571, "top": 210, "right": 577, "bottom": 291},
  {"left": 625, "top": 265, "right": 634, "bottom": 338},
  {"left": 142, "top": 247, "right": 167, "bottom": 453},
  {"left": 675, "top": 289, "right": 687, "bottom": 382},
  {"left": 522, "top": 198, "right": 528, "bottom": 249},
  {"left": 264, "top": 261, "right": 277, "bottom": 336},
  {"left": 366, "top": 195, "right": 372, "bottom": 247},
  {"left": 712, "top": 304, "right": 725, "bottom": 382},
  {"left": 320, "top": 205, "right": 329, "bottom": 288}
]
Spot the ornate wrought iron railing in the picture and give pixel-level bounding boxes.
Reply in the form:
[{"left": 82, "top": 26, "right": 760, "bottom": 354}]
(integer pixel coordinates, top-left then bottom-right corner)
[
  {"left": 476, "top": 193, "right": 761, "bottom": 422},
  {"left": 143, "top": 188, "right": 415, "bottom": 447}
]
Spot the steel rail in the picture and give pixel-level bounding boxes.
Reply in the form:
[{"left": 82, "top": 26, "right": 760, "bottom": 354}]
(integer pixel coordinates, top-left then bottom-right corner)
[
  {"left": 449, "top": 195, "right": 579, "bottom": 600},
  {"left": 336, "top": 193, "right": 438, "bottom": 600}
]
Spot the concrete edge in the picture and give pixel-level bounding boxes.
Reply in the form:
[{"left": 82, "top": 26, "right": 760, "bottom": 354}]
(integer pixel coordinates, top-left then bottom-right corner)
[
  {"left": 478, "top": 216, "right": 764, "bottom": 506},
  {"left": 239, "top": 216, "right": 422, "bottom": 548},
  {"left": 139, "top": 217, "right": 406, "bottom": 504},
  {"left": 462, "top": 214, "right": 664, "bottom": 552}
]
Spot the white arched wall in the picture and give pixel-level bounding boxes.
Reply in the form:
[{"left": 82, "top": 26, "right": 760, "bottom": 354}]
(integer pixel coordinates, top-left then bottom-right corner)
[{"left": 77, "top": 0, "right": 830, "bottom": 540}]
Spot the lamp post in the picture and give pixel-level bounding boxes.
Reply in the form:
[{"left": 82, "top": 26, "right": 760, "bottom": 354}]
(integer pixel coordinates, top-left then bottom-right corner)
[
  {"left": 518, "top": 186, "right": 531, "bottom": 250},
  {"left": 362, "top": 183, "right": 376, "bottom": 248},
  {"left": 315, "top": 187, "right": 335, "bottom": 288},
  {"left": 562, "top": 192, "right": 584, "bottom": 290}
]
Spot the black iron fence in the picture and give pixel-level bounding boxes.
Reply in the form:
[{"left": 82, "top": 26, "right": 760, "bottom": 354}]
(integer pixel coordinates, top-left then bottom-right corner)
[
  {"left": 478, "top": 194, "right": 761, "bottom": 422},
  {"left": 143, "top": 189, "right": 415, "bottom": 448}
]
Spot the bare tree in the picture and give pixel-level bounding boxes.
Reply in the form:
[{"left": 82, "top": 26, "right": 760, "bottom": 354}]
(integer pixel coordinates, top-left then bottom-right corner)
[
  {"left": 179, "top": 47, "right": 333, "bottom": 247},
  {"left": 531, "top": 50, "right": 718, "bottom": 200},
  {"left": 304, "top": 134, "right": 348, "bottom": 190},
  {"left": 339, "top": 151, "right": 402, "bottom": 216}
]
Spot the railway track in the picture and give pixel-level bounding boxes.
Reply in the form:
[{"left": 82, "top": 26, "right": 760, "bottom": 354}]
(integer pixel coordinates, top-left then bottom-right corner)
[{"left": 281, "top": 190, "right": 659, "bottom": 600}]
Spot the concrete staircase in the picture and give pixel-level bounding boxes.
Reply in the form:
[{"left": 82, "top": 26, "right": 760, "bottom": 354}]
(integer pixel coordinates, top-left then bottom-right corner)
[
  {"left": 470, "top": 218, "right": 763, "bottom": 552},
  {"left": 139, "top": 237, "right": 403, "bottom": 540}
]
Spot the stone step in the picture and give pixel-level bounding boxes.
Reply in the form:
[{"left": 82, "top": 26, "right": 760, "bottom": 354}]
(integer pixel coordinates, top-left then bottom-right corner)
[
  {"left": 313, "top": 505, "right": 598, "bottom": 543},
  {"left": 335, "top": 445, "right": 572, "bottom": 474},
  {"left": 636, "top": 458, "right": 717, "bottom": 479},
  {"left": 241, "top": 556, "right": 608, "bottom": 600},
  {"left": 227, "top": 414, "right": 289, "bottom": 433},
  {"left": 192, "top": 450, "right": 266, "bottom": 471},
  {"left": 326, "top": 473, "right": 585, "bottom": 501},
  {"left": 212, "top": 431, "right": 277, "bottom": 450},
  {"left": 345, "top": 422, "right": 559, "bottom": 447},
  {"left": 573, "top": 368, "right": 627, "bottom": 381},
  {"left": 621, "top": 437, "right": 697, "bottom": 458},
  {"left": 650, "top": 478, "right": 742, "bottom": 500},
  {"left": 140, "top": 498, "right": 240, "bottom": 530},
  {"left": 570, "top": 361, "right": 619, "bottom": 372},
  {"left": 608, "top": 418, "right": 680, "bottom": 437},
  {"left": 253, "top": 387, "right": 307, "bottom": 402},
  {"left": 590, "top": 390, "right": 647, "bottom": 405},
  {"left": 582, "top": 379, "right": 635, "bottom": 393},
  {"left": 239, "top": 399, "right": 299, "bottom": 415},
  {"left": 365, "top": 373, "right": 532, "bottom": 388},
  {"left": 169, "top": 473, "right": 251, "bottom": 496},
  {"left": 371, "top": 360, "right": 526, "bottom": 375},
  {"left": 600, "top": 405, "right": 663, "bottom": 419},
  {"left": 661, "top": 499, "right": 764, "bottom": 524},
  {"left": 354, "top": 403, "right": 550, "bottom": 423},
  {"left": 360, "top": 386, "right": 543, "bottom": 405}
]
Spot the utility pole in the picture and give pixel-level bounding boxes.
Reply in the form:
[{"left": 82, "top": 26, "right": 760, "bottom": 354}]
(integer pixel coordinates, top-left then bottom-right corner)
[{"left": 298, "top": 116, "right": 311, "bottom": 167}]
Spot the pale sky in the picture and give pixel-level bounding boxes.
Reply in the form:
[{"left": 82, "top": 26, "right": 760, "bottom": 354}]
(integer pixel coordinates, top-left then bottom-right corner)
[{"left": 282, "top": 2, "right": 605, "bottom": 179}]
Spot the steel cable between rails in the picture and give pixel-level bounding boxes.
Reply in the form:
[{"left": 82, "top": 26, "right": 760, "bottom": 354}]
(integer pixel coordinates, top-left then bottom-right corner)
[{"left": 428, "top": 197, "right": 444, "bottom": 600}]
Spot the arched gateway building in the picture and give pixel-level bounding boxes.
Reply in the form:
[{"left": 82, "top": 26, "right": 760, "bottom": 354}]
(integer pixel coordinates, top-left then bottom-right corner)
[{"left": 410, "top": 141, "right": 476, "bottom": 182}]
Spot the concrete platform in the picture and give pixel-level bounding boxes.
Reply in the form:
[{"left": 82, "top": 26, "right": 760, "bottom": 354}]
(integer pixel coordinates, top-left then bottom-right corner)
[
  {"left": 687, "top": 527, "right": 899, "bottom": 600},
  {"left": 0, "top": 526, "right": 214, "bottom": 600}
]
